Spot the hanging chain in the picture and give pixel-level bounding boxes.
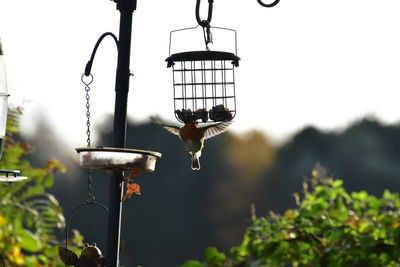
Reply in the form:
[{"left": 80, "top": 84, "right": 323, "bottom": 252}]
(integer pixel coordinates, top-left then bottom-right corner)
[
  {"left": 85, "top": 170, "right": 95, "bottom": 203},
  {"left": 82, "top": 74, "right": 93, "bottom": 147},
  {"left": 81, "top": 74, "right": 95, "bottom": 203},
  {"left": 196, "top": 0, "right": 214, "bottom": 50},
  {"left": 203, "top": 26, "right": 213, "bottom": 50}
]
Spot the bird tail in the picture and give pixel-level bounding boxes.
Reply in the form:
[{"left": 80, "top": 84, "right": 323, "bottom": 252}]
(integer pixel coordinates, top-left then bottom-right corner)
[{"left": 191, "top": 155, "right": 200, "bottom": 170}]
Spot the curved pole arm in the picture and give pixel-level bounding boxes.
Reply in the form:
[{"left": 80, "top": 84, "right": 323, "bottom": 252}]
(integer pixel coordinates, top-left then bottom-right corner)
[
  {"left": 257, "top": 0, "right": 280, "bottom": 8},
  {"left": 84, "top": 32, "right": 119, "bottom": 76}
]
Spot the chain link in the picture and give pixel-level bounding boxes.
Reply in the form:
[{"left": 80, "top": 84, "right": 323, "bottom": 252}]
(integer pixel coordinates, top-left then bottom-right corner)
[
  {"left": 81, "top": 74, "right": 95, "bottom": 203},
  {"left": 195, "top": 0, "right": 214, "bottom": 50},
  {"left": 203, "top": 25, "right": 213, "bottom": 51},
  {"left": 82, "top": 74, "right": 93, "bottom": 147},
  {"left": 86, "top": 169, "right": 95, "bottom": 203}
]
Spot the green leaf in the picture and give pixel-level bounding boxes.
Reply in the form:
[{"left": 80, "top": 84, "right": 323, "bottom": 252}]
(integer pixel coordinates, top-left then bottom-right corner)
[
  {"left": 19, "top": 185, "right": 45, "bottom": 201},
  {"left": 354, "top": 191, "right": 369, "bottom": 201},
  {"left": 204, "top": 247, "right": 226, "bottom": 265},
  {"left": 181, "top": 260, "right": 204, "bottom": 267},
  {"left": 44, "top": 246, "right": 59, "bottom": 257},
  {"left": 44, "top": 174, "right": 54, "bottom": 187},
  {"left": 17, "top": 229, "right": 42, "bottom": 252},
  {"left": 332, "top": 180, "right": 343, "bottom": 188},
  {"left": 359, "top": 221, "right": 369, "bottom": 232},
  {"left": 38, "top": 254, "right": 48, "bottom": 264}
]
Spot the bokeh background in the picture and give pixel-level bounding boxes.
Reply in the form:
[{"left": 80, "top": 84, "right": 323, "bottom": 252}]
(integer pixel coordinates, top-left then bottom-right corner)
[
  {"left": 2, "top": 0, "right": 400, "bottom": 266},
  {"left": 24, "top": 116, "right": 400, "bottom": 266}
]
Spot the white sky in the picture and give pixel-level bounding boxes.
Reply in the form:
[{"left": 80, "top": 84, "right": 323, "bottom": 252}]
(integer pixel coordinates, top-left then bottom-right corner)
[{"left": 1, "top": 0, "right": 400, "bottom": 148}]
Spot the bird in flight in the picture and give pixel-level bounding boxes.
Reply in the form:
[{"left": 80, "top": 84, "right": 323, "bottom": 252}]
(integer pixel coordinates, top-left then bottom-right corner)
[{"left": 151, "top": 117, "right": 231, "bottom": 170}]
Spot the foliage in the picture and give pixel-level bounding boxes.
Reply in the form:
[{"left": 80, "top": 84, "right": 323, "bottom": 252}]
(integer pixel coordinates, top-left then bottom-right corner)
[
  {"left": 183, "top": 165, "right": 400, "bottom": 267},
  {"left": 0, "top": 108, "right": 69, "bottom": 266},
  {"left": 28, "top": 115, "right": 400, "bottom": 266}
]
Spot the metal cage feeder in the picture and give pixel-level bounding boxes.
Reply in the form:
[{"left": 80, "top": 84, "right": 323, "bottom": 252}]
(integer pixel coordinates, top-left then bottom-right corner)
[{"left": 166, "top": 27, "right": 240, "bottom": 124}]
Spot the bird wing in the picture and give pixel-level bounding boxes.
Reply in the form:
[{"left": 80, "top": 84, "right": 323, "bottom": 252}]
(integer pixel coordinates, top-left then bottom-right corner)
[
  {"left": 150, "top": 116, "right": 180, "bottom": 136},
  {"left": 202, "top": 121, "right": 232, "bottom": 140}
]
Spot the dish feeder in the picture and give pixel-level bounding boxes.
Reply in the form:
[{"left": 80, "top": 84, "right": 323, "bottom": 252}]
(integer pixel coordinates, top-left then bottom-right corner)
[
  {"left": 0, "top": 169, "right": 27, "bottom": 182},
  {"left": 166, "top": 27, "right": 240, "bottom": 124},
  {"left": 0, "top": 41, "right": 9, "bottom": 158},
  {"left": 78, "top": 33, "right": 162, "bottom": 175},
  {"left": 76, "top": 147, "right": 161, "bottom": 173},
  {"left": 0, "top": 39, "right": 27, "bottom": 182}
]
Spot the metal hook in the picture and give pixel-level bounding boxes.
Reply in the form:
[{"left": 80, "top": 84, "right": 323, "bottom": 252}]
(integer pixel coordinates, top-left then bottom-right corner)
[
  {"left": 196, "top": 0, "right": 214, "bottom": 27},
  {"left": 257, "top": 0, "right": 280, "bottom": 8}
]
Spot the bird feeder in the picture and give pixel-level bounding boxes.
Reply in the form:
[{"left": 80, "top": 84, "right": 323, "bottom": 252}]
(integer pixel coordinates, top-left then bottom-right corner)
[
  {"left": 166, "top": 0, "right": 240, "bottom": 125},
  {"left": 76, "top": 33, "right": 161, "bottom": 174},
  {"left": 76, "top": 147, "right": 161, "bottom": 174},
  {"left": 0, "top": 41, "right": 9, "bottom": 158},
  {"left": 166, "top": 47, "right": 239, "bottom": 124},
  {"left": 0, "top": 39, "right": 27, "bottom": 182}
]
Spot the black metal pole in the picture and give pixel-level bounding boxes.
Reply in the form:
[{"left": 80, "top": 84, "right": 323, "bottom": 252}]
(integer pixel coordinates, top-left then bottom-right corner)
[{"left": 106, "top": 0, "right": 137, "bottom": 266}]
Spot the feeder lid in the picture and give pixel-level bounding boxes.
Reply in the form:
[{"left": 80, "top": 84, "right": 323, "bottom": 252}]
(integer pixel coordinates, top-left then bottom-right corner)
[
  {"left": 0, "top": 169, "right": 27, "bottom": 182},
  {"left": 166, "top": 50, "right": 240, "bottom": 67},
  {"left": 76, "top": 147, "right": 161, "bottom": 173}
]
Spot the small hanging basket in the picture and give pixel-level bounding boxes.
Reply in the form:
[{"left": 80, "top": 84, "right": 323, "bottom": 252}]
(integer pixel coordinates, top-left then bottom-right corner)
[
  {"left": 60, "top": 199, "right": 108, "bottom": 266},
  {"left": 166, "top": 26, "right": 240, "bottom": 124}
]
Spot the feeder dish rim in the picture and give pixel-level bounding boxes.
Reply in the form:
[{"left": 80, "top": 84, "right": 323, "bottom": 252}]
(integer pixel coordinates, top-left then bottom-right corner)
[
  {"left": 76, "top": 147, "right": 162, "bottom": 158},
  {"left": 0, "top": 176, "right": 27, "bottom": 182}
]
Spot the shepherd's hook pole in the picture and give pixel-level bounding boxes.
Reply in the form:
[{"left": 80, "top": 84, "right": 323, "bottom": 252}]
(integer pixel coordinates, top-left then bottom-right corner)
[{"left": 106, "top": 0, "right": 137, "bottom": 266}]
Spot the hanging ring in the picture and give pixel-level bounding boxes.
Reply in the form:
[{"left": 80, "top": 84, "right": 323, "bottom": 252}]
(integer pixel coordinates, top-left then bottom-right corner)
[
  {"left": 65, "top": 201, "right": 109, "bottom": 248},
  {"left": 81, "top": 73, "right": 94, "bottom": 86},
  {"left": 257, "top": 0, "right": 280, "bottom": 7}
]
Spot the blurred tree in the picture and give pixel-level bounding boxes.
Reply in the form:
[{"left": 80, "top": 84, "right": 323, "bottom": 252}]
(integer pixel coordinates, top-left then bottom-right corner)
[
  {"left": 21, "top": 115, "right": 400, "bottom": 267},
  {"left": 225, "top": 130, "right": 276, "bottom": 177},
  {"left": 184, "top": 165, "right": 400, "bottom": 266},
  {"left": 262, "top": 118, "right": 400, "bottom": 214}
]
